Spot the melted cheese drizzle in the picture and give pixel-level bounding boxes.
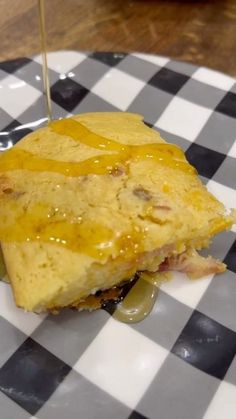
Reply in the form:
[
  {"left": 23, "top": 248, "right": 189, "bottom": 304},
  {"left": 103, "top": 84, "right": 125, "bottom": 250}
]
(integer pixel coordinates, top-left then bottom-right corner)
[
  {"left": 0, "top": 119, "right": 194, "bottom": 176},
  {"left": 0, "top": 118, "right": 194, "bottom": 255}
]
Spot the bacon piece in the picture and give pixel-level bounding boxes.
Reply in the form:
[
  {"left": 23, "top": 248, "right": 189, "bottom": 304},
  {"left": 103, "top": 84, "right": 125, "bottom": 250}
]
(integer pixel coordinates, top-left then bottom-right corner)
[{"left": 133, "top": 186, "right": 153, "bottom": 201}]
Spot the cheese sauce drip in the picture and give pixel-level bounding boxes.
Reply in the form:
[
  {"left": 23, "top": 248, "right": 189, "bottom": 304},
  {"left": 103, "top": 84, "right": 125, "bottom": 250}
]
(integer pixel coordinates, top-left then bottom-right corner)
[
  {"left": 112, "top": 272, "right": 170, "bottom": 323},
  {"left": 0, "top": 247, "right": 6, "bottom": 279}
]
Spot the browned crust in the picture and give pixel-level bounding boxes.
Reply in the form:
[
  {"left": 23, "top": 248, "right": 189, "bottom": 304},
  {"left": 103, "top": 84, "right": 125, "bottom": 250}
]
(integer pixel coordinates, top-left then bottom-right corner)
[{"left": 49, "top": 286, "right": 122, "bottom": 314}]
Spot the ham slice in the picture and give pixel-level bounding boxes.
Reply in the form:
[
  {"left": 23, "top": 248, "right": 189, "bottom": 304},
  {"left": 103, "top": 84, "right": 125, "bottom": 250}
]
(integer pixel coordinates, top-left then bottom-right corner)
[{"left": 159, "top": 249, "right": 225, "bottom": 279}]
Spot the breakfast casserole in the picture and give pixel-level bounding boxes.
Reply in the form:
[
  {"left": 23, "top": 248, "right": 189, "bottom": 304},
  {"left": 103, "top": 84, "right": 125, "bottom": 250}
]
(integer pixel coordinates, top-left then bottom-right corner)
[{"left": 0, "top": 112, "right": 235, "bottom": 312}]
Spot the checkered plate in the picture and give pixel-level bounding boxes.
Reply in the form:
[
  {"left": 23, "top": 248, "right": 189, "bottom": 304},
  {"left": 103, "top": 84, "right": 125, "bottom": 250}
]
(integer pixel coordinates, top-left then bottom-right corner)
[{"left": 0, "top": 51, "right": 235, "bottom": 419}]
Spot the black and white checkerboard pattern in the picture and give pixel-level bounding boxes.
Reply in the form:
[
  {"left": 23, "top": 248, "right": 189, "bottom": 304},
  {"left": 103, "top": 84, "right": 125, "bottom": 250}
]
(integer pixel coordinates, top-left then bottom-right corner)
[{"left": 0, "top": 51, "right": 235, "bottom": 419}]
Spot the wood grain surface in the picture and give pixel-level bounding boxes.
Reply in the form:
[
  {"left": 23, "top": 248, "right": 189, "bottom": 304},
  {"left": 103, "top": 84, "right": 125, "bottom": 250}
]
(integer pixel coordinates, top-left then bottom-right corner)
[{"left": 0, "top": 0, "right": 236, "bottom": 76}]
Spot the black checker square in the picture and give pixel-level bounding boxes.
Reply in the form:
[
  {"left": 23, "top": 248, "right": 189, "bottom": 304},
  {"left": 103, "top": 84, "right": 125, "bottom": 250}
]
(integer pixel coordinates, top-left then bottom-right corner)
[
  {"left": 0, "top": 338, "right": 71, "bottom": 415},
  {"left": 0, "top": 57, "right": 32, "bottom": 74},
  {"left": 171, "top": 310, "right": 236, "bottom": 380},
  {"left": 1, "top": 120, "right": 32, "bottom": 147},
  {"left": 50, "top": 78, "right": 89, "bottom": 112},
  {"left": 128, "top": 411, "right": 149, "bottom": 419},
  {"left": 185, "top": 143, "right": 226, "bottom": 178},
  {"left": 143, "top": 120, "right": 153, "bottom": 128},
  {"left": 224, "top": 240, "right": 236, "bottom": 274},
  {"left": 148, "top": 67, "right": 189, "bottom": 95},
  {"left": 216, "top": 92, "right": 236, "bottom": 119},
  {"left": 90, "top": 52, "right": 126, "bottom": 67}
]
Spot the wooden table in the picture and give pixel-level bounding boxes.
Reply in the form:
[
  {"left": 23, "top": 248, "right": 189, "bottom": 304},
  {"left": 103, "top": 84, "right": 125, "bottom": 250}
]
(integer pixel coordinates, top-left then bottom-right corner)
[{"left": 0, "top": 0, "right": 236, "bottom": 76}]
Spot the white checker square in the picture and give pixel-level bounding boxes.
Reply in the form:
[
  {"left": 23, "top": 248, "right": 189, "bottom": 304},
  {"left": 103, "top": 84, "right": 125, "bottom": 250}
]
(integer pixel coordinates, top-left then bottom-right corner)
[
  {"left": 74, "top": 317, "right": 168, "bottom": 409},
  {"left": 155, "top": 96, "right": 212, "bottom": 142},
  {"left": 133, "top": 53, "right": 169, "bottom": 67},
  {"left": 0, "top": 282, "right": 46, "bottom": 335},
  {"left": 34, "top": 50, "right": 87, "bottom": 74},
  {"left": 192, "top": 67, "right": 235, "bottom": 91},
  {"left": 161, "top": 272, "right": 213, "bottom": 309},
  {"left": 92, "top": 68, "right": 145, "bottom": 111},
  {"left": 207, "top": 180, "right": 236, "bottom": 233},
  {"left": 0, "top": 74, "right": 41, "bottom": 119},
  {"left": 228, "top": 140, "right": 236, "bottom": 158},
  {"left": 203, "top": 380, "right": 236, "bottom": 419}
]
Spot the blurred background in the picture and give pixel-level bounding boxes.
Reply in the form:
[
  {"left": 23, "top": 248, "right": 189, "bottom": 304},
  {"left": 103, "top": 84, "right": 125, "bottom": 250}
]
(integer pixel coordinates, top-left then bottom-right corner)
[{"left": 0, "top": 0, "right": 235, "bottom": 75}]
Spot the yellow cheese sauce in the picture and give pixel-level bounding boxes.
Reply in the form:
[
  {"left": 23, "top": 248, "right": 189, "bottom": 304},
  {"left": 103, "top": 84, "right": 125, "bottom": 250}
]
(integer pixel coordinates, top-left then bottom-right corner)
[
  {"left": 0, "top": 117, "right": 194, "bottom": 256},
  {"left": 0, "top": 200, "right": 147, "bottom": 260},
  {"left": 0, "top": 148, "right": 128, "bottom": 177},
  {"left": 0, "top": 118, "right": 195, "bottom": 177}
]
